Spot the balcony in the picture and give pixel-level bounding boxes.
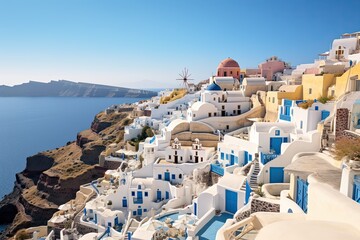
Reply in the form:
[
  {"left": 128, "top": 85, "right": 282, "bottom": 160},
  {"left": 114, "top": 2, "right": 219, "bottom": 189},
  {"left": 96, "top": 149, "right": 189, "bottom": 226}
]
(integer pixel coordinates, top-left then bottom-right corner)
[
  {"left": 210, "top": 164, "right": 224, "bottom": 176},
  {"left": 133, "top": 198, "right": 143, "bottom": 204},
  {"left": 260, "top": 152, "right": 278, "bottom": 165},
  {"left": 279, "top": 114, "right": 291, "bottom": 121}
]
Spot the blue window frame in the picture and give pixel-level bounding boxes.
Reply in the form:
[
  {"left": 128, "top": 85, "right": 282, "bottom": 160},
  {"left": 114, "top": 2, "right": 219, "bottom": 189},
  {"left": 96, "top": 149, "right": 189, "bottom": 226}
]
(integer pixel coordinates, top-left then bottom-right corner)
[
  {"left": 283, "top": 137, "right": 288, "bottom": 143},
  {"left": 275, "top": 130, "right": 280, "bottom": 136},
  {"left": 158, "top": 174, "right": 162, "bottom": 180},
  {"left": 131, "top": 191, "right": 135, "bottom": 196},
  {"left": 220, "top": 152, "right": 224, "bottom": 160},
  {"left": 144, "top": 209, "right": 147, "bottom": 212},
  {"left": 133, "top": 211, "right": 136, "bottom": 216},
  {"left": 171, "top": 174, "right": 176, "bottom": 179},
  {"left": 315, "top": 106, "right": 319, "bottom": 111},
  {"left": 138, "top": 185, "right": 141, "bottom": 189},
  {"left": 144, "top": 192, "right": 148, "bottom": 197},
  {"left": 226, "top": 154, "right": 229, "bottom": 160}
]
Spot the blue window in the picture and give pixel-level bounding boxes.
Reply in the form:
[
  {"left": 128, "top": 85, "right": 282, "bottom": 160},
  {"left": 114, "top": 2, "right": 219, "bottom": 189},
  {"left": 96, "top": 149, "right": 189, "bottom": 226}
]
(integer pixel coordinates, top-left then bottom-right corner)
[
  {"left": 133, "top": 211, "right": 136, "bottom": 216},
  {"left": 144, "top": 192, "right": 148, "bottom": 197},
  {"left": 131, "top": 191, "right": 135, "bottom": 196},
  {"left": 171, "top": 174, "right": 176, "bottom": 179},
  {"left": 226, "top": 154, "right": 229, "bottom": 160},
  {"left": 231, "top": 150, "right": 234, "bottom": 154},
  {"left": 315, "top": 106, "right": 319, "bottom": 111},
  {"left": 220, "top": 152, "right": 224, "bottom": 160},
  {"left": 144, "top": 209, "right": 147, "bottom": 212},
  {"left": 158, "top": 174, "right": 162, "bottom": 180},
  {"left": 138, "top": 185, "right": 141, "bottom": 190},
  {"left": 283, "top": 137, "right": 288, "bottom": 143},
  {"left": 275, "top": 130, "right": 280, "bottom": 136}
]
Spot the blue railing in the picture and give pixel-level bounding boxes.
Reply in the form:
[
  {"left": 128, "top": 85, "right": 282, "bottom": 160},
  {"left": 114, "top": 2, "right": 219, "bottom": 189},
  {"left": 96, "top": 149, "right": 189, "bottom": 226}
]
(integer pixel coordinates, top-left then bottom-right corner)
[
  {"left": 133, "top": 198, "right": 143, "bottom": 204},
  {"left": 260, "top": 152, "right": 278, "bottom": 165},
  {"left": 98, "top": 227, "right": 110, "bottom": 240},
  {"left": 91, "top": 181, "right": 100, "bottom": 195},
  {"left": 149, "top": 136, "right": 156, "bottom": 144},
  {"left": 210, "top": 164, "right": 224, "bottom": 176},
  {"left": 279, "top": 114, "right": 291, "bottom": 121}
]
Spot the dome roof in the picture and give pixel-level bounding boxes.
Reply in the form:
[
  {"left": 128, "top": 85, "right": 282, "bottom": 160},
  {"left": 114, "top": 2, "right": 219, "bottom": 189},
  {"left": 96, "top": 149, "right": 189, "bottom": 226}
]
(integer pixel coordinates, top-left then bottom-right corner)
[
  {"left": 206, "top": 82, "right": 222, "bottom": 91},
  {"left": 218, "top": 58, "right": 240, "bottom": 68}
]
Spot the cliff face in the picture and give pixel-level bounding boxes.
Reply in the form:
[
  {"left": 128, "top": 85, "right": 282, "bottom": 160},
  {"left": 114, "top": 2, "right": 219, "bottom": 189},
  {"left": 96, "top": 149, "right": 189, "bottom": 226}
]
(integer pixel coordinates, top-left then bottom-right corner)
[
  {"left": 0, "top": 80, "right": 157, "bottom": 98},
  {"left": 0, "top": 109, "right": 133, "bottom": 238}
]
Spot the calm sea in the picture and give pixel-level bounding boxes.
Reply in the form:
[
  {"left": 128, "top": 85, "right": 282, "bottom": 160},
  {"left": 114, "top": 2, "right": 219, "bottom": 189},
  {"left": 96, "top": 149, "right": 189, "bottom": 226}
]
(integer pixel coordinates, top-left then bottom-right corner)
[{"left": 0, "top": 97, "right": 143, "bottom": 200}]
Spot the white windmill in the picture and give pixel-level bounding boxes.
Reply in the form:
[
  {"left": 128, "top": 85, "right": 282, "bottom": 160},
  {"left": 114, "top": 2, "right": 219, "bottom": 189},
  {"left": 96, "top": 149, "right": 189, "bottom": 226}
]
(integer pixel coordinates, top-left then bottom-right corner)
[{"left": 176, "top": 68, "right": 194, "bottom": 91}]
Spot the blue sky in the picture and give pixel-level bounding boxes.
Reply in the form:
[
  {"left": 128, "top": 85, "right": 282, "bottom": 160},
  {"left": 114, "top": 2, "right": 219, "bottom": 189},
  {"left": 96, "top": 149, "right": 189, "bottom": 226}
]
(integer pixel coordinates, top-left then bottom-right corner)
[{"left": 0, "top": 0, "right": 359, "bottom": 89}]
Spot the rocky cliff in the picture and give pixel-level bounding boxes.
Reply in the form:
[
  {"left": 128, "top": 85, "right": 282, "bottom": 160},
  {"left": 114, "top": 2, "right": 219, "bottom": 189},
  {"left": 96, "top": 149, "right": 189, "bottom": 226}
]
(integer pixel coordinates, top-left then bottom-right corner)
[
  {"left": 0, "top": 108, "right": 133, "bottom": 238},
  {"left": 0, "top": 80, "right": 157, "bottom": 98}
]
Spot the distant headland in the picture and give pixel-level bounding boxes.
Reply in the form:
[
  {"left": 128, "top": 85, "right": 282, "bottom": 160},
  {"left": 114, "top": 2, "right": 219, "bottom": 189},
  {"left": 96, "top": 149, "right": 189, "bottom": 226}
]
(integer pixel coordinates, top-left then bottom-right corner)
[{"left": 0, "top": 80, "right": 157, "bottom": 98}]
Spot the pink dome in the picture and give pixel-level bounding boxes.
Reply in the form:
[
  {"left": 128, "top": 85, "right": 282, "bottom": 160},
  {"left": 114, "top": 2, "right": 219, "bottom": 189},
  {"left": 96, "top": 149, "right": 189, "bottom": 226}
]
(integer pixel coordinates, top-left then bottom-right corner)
[{"left": 217, "top": 58, "right": 240, "bottom": 68}]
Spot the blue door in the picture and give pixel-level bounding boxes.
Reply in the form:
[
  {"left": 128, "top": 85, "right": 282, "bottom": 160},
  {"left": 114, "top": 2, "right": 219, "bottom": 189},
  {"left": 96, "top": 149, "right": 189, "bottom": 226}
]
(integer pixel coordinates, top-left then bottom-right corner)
[
  {"left": 225, "top": 189, "right": 238, "bottom": 214},
  {"left": 166, "top": 191, "right": 169, "bottom": 199},
  {"left": 321, "top": 110, "right": 330, "bottom": 120},
  {"left": 115, "top": 216, "right": 119, "bottom": 225},
  {"left": 194, "top": 202, "right": 197, "bottom": 216},
  {"left": 157, "top": 190, "right": 161, "bottom": 201},
  {"left": 270, "top": 137, "right": 283, "bottom": 154},
  {"left": 122, "top": 198, "right": 127, "bottom": 207},
  {"left": 137, "top": 191, "right": 143, "bottom": 203},
  {"left": 94, "top": 213, "right": 97, "bottom": 224},
  {"left": 353, "top": 176, "right": 360, "bottom": 203},
  {"left": 137, "top": 208, "right": 142, "bottom": 216},
  {"left": 165, "top": 172, "right": 170, "bottom": 181},
  {"left": 230, "top": 155, "right": 235, "bottom": 165},
  {"left": 249, "top": 154, "right": 253, "bottom": 162},
  {"left": 270, "top": 167, "right": 284, "bottom": 183},
  {"left": 245, "top": 180, "right": 252, "bottom": 204},
  {"left": 296, "top": 177, "right": 309, "bottom": 212},
  {"left": 244, "top": 151, "right": 249, "bottom": 165}
]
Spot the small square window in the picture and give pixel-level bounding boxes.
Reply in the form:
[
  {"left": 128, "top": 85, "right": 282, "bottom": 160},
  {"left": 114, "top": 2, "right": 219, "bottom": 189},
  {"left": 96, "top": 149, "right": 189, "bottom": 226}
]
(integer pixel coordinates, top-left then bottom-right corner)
[
  {"left": 132, "top": 191, "right": 135, "bottom": 196},
  {"left": 172, "top": 174, "right": 176, "bottom": 179},
  {"left": 133, "top": 211, "right": 137, "bottom": 216},
  {"left": 275, "top": 130, "right": 280, "bottom": 136},
  {"left": 144, "top": 209, "right": 147, "bottom": 212},
  {"left": 158, "top": 174, "right": 162, "bottom": 180},
  {"left": 144, "top": 192, "right": 148, "bottom": 197}
]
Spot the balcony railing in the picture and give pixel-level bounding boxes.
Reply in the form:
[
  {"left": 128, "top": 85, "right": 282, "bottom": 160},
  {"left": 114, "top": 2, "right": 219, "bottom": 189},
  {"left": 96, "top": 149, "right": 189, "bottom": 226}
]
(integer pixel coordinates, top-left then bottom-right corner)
[
  {"left": 279, "top": 114, "right": 291, "bottom": 121},
  {"left": 210, "top": 164, "right": 224, "bottom": 176},
  {"left": 260, "top": 152, "right": 278, "bottom": 165},
  {"left": 133, "top": 198, "right": 143, "bottom": 204}
]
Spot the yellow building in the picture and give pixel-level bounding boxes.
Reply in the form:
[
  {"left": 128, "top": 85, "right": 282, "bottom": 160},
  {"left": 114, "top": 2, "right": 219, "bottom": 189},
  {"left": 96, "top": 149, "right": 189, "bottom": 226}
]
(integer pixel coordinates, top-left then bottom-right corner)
[
  {"left": 302, "top": 74, "right": 336, "bottom": 100},
  {"left": 334, "top": 63, "right": 360, "bottom": 98},
  {"left": 265, "top": 85, "right": 303, "bottom": 121}
]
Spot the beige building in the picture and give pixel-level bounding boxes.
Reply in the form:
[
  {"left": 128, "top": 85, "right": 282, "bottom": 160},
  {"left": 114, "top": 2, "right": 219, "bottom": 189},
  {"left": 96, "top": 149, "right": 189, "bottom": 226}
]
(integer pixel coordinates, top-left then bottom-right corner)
[
  {"left": 302, "top": 74, "right": 336, "bottom": 100},
  {"left": 265, "top": 85, "right": 303, "bottom": 121}
]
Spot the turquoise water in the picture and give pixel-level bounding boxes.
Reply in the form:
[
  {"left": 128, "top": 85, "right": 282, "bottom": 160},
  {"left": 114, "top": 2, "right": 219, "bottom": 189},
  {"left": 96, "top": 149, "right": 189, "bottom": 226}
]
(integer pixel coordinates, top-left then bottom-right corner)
[
  {"left": 0, "top": 97, "right": 144, "bottom": 199},
  {"left": 197, "top": 213, "right": 233, "bottom": 240},
  {"left": 157, "top": 212, "right": 180, "bottom": 223}
]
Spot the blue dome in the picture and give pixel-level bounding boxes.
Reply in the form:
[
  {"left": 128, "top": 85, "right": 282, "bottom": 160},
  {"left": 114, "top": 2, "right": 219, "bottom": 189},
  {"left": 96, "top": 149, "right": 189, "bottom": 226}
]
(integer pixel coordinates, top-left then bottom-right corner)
[{"left": 206, "top": 82, "right": 222, "bottom": 91}]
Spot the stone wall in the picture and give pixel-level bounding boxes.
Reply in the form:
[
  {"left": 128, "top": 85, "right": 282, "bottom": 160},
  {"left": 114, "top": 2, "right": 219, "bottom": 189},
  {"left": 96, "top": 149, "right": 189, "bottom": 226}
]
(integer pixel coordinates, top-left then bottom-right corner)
[
  {"left": 336, "top": 108, "right": 349, "bottom": 140},
  {"left": 250, "top": 198, "right": 280, "bottom": 213},
  {"left": 235, "top": 209, "right": 251, "bottom": 222},
  {"left": 342, "top": 130, "right": 360, "bottom": 140}
]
